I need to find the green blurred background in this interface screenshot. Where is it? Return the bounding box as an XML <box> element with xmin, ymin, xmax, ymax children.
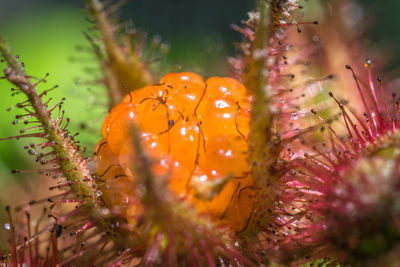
<box><xmin>0</xmin><ymin>0</ymin><xmax>399</xmax><ymax>187</ymax></box>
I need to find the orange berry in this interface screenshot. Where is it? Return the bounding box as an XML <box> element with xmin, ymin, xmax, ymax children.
<box><xmin>95</xmin><ymin>72</ymin><xmax>254</xmax><ymax>231</ymax></box>
<box><xmin>99</xmin><ymin>167</ymin><xmax>136</xmax><ymax>217</ymax></box>
<box><xmin>217</xmin><ymin>175</ymin><xmax>257</xmax><ymax>232</ymax></box>
<box><xmin>206</xmin><ymin>77</ymin><xmax>244</xmax><ymax>98</ymax></box>
<box><xmin>160</xmin><ymin>72</ymin><xmax>205</xmax><ymax>87</ymax></box>
<box><xmin>152</xmin><ymin>158</ymin><xmax>191</xmax><ymax>197</ymax></box>
<box><xmin>199</xmin><ymin>134</ymin><xmax>249</xmax><ymax>177</ymax></box>
<box><xmin>101</xmin><ymin>102</ymin><xmax>137</xmax><ymax>139</ymax></box>
<box><xmin>126</xmin><ymin>198</ymin><xmax>144</xmax><ymax>227</ymax></box>
<box><xmin>107</xmin><ymin>103</ymin><xmax>139</xmax><ymax>153</ymax></box>
<box><xmin>206</xmin><ymin>77</ymin><xmax>251</xmax><ymax>111</ymax></box>
<box><xmin>167</xmin><ymin>82</ymin><xmax>205</xmax><ymax>115</ymax></box>
<box><xmin>93</xmin><ymin>139</ymin><xmax>118</xmax><ymax>175</ymax></box>
<box><xmin>136</xmin><ymin>94</ymin><xmax>182</xmax><ymax>135</ymax></box>
<box><xmin>101</xmin><ymin>113</ymin><xmax>111</xmax><ymax>138</ymax></box>
<box><xmin>199</xmin><ymin>96</ymin><xmax>249</xmax><ymax>138</ymax></box>
<box><xmin>190</xmin><ymin>167</ymin><xmax>254</xmax><ymax>231</ymax></box>
<box><xmin>94</xmin><ymin>139</ymin><xmax>136</xmax><ymax>217</ymax></box>
<box><xmin>158</xmin><ymin>118</ymin><xmax>201</xmax><ymax>171</ymax></box>
<box><xmin>118</xmin><ymin>132</ymin><xmax>165</xmax><ymax>175</ymax></box>
<box><xmin>122</xmin><ymin>85</ymin><xmax>165</xmax><ymax>104</ymax></box>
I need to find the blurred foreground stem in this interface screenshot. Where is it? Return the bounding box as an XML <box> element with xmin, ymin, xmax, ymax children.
<box><xmin>85</xmin><ymin>0</ymin><xmax>154</xmax><ymax>108</ymax></box>
<box><xmin>244</xmin><ymin>0</ymin><xmax>285</xmax><ymax>237</ymax></box>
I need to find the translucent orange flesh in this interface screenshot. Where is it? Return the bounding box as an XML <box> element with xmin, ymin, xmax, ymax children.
<box><xmin>94</xmin><ymin>72</ymin><xmax>256</xmax><ymax>231</ymax></box>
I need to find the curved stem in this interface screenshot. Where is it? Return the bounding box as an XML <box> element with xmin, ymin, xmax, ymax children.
<box><xmin>0</xmin><ymin>36</ymin><xmax>127</xmax><ymax>248</ymax></box>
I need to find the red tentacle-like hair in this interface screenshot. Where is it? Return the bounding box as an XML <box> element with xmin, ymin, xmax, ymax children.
<box><xmin>272</xmin><ymin>61</ymin><xmax>400</xmax><ymax>265</ymax></box>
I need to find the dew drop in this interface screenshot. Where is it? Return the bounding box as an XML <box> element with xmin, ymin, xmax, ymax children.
<box><xmin>290</xmin><ymin>112</ymin><xmax>298</xmax><ymax>120</ymax></box>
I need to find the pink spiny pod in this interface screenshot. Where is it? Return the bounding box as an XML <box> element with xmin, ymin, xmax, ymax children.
<box><xmin>274</xmin><ymin>60</ymin><xmax>400</xmax><ymax>265</ymax></box>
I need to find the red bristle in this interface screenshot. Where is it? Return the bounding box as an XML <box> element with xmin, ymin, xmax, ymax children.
<box><xmin>343</xmin><ymin>102</ymin><xmax>374</xmax><ymax>142</ymax></box>
<box><xmin>43</xmin><ymin>246</ymin><xmax>50</xmax><ymax>266</ymax></box>
<box><xmin>392</xmin><ymin>93</ymin><xmax>397</xmax><ymax>125</ymax></box>
<box><xmin>57</xmin><ymin>110</ymin><xmax>65</xmax><ymax>126</ymax></box>
<box><xmin>49</xmin><ymin>199</ymin><xmax>84</xmax><ymax>206</ymax></box>
<box><xmin>88</xmin><ymin>239</ymin><xmax>109</xmax><ymax>266</ymax></box>
<box><xmin>311</xmin><ymin>109</ymin><xmax>353</xmax><ymax>155</ymax></box>
<box><xmin>143</xmin><ymin>232</ymin><xmax>163</xmax><ymax>265</ymax></box>
<box><xmin>0</xmin><ymin>133</ymin><xmax>44</xmax><ymax>141</ymax></box>
<box><xmin>51</xmin><ymin>226</ymin><xmax>58</xmax><ymax>266</ymax></box>
<box><xmin>39</xmin><ymin>85</ymin><xmax>59</xmax><ymax>98</ymax></box>
<box><xmin>19</xmin><ymin>224</ymin><xmax>56</xmax><ymax>252</ymax></box>
<box><xmin>329</xmin><ymin>92</ymin><xmax>366</xmax><ymax>147</ymax></box>
<box><xmin>62</xmin><ymin>118</ymin><xmax>70</xmax><ymax>130</ymax></box>
<box><xmin>108</xmin><ymin>248</ymin><xmax>131</xmax><ymax>267</ymax></box>
<box><xmin>13</xmin><ymin>114</ymin><xmax>34</xmax><ymax>123</ymax></box>
<box><xmin>276</xmin><ymin>20</ymin><xmax>319</xmax><ymax>27</ymax></box>
<box><xmin>57</xmin><ymin>238</ymin><xmax>106</xmax><ymax>267</ymax></box>
<box><xmin>303</xmin><ymin>153</ymin><xmax>334</xmax><ymax>173</ymax></box>
<box><xmin>25</xmin><ymin>212</ymin><xmax>33</xmax><ymax>266</ymax></box>
<box><xmin>32</xmin><ymin>73</ymin><xmax>49</xmax><ymax>87</ymax></box>
<box><xmin>21</xmin><ymin>124</ymin><xmax>44</xmax><ymax>132</ymax></box>
<box><xmin>48</xmin><ymin>98</ymin><xmax>66</xmax><ymax>113</ymax></box>
<box><xmin>23</xmin><ymin>120</ymin><xmax>41</xmax><ymax>125</ymax></box>
<box><xmin>34</xmin><ymin>208</ymin><xmax>47</xmax><ymax>263</ymax></box>
<box><xmin>346</xmin><ymin>64</ymin><xmax>378</xmax><ymax>137</ymax></box>
<box><xmin>71</xmin><ymin>221</ymin><xmax>94</xmax><ymax>236</ymax></box>
<box><xmin>310</xmin><ymin>145</ymin><xmax>338</xmax><ymax>171</ymax></box>
<box><xmin>69</xmin><ymin>132</ymin><xmax>79</xmax><ymax>139</ymax></box>
<box><xmin>43</xmin><ymin>97</ymin><xmax>53</xmax><ymax>107</ymax></box>
<box><xmin>365</xmin><ymin>60</ymin><xmax>380</xmax><ymax>110</ymax></box>
<box><xmin>18</xmin><ymin>206</ymin><xmax>82</xmax><ymax>252</ymax></box>
<box><xmin>6</xmin><ymin>206</ymin><xmax>18</xmax><ymax>266</ymax></box>
<box><xmin>49</xmin><ymin>181</ymin><xmax>75</xmax><ymax>191</ymax></box>
<box><xmin>376</xmin><ymin>78</ymin><xmax>392</xmax><ymax>131</ymax></box>
<box><xmin>11</xmin><ymin>168</ymin><xmax>62</xmax><ymax>175</ymax></box>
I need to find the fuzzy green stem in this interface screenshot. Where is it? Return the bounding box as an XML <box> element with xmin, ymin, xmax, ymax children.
<box><xmin>0</xmin><ymin>36</ymin><xmax>126</xmax><ymax>248</ymax></box>
<box><xmin>246</xmin><ymin>0</ymin><xmax>284</xmax><ymax>187</ymax></box>
<box><xmin>0</xmin><ymin>37</ymin><xmax>24</xmax><ymax>76</ymax></box>
<box><xmin>243</xmin><ymin>0</ymin><xmax>285</xmax><ymax>238</ymax></box>
<box><xmin>246</xmin><ymin>0</ymin><xmax>276</xmax><ymax>181</ymax></box>
<box><xmin>85</xmin><ymin>0</ymin><xmax>123</xmax><ymax>62</ymax></box>
<box><xmin>84</xmin><ymin>0</ymin><xmax>154</xmax><ymax>107</ymax></box>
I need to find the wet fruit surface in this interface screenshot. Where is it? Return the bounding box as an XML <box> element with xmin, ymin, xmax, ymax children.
<box><xmin>94</xmin><ymin>72</ymin><xmax>256</xmax><ymax>231</ymax></box>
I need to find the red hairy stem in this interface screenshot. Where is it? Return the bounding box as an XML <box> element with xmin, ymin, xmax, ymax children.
<box><xmin>0</xmin><ymin>36</ymin><xmax>129</xmax><ymax>256</ymax></box>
